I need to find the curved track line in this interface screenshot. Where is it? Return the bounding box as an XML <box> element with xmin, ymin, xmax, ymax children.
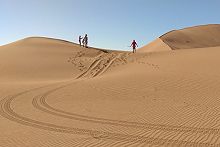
<box><xmin>0</xmin><ymin>95</ymin><xmax>214</xmax><ymax>146</ymax></box>
<box><xmin>31</xmin><ymin>82</ymin><xmax>220</xmax><ymax>136</ymax></box>
<box><xmin>0</xmin><ymin>84</ymin><xmax>216</xmax><ymax>146</ymax></box>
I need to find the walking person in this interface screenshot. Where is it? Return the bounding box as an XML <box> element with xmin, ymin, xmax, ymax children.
<box><xmin>130</xmin><ymin>40</ymin><xmax>138</xmax><ymax>53</ymax></box>
<box><xmin>79</xmin><ymin>35</ymin><xmax>83</xmax><ymax>47</ymax></box>
<box><xmin>82</xmin><ymin>34</ymin><xmax>88</xmax><ymax>48</ymax></box>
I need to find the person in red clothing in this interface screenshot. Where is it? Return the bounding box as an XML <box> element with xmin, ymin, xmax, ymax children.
<box><xmin>130</xmin><ymin>40</ymin><xmax>138</xmax><ymax>53</ymax></box>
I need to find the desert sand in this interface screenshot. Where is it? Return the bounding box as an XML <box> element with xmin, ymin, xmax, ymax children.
<box><xmin>1</xmin><ymin>24</ymin><xmax>220</xmax><ymax>146</ymax></box>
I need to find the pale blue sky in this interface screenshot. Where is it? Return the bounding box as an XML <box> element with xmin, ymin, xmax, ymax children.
<box><xmin>1</xmin><ymin>0</ymin><xmax>220</xmax><ymax>50</ymax></box>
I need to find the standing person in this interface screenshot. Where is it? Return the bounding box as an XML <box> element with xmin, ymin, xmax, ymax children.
<box><xmin>83</xmin><ymin>34</ymin><xmax>88</xmax><ymax>48</ymax></box>
<box><xmin>79</xmin><ymin>35</ymin><xmax>83</xmax><ymax>47</ymax></box>
<box><xmin>130</xmin><ymin>40</ymin><xmax>138</xmax><ymax>53</ymax></box>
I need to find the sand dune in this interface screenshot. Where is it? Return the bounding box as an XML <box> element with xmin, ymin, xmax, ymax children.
<box><xmin>1</xmin><ymin>25</ymin><xmax>220</xmax><ymax>146</ymax></box>
<box><xmin>138</xmin><ymin>24</ymin><xmax>220</xmax><ymax>52</ymax></box>
<box><xmin>137</xmin><ymin>38</ymin><xmax>171</xmax><ymax>53</ymax></box>
<box><xmin>160</xmin><ymin>24</ymin><xmax>220</xmax><ymax>49</ymax></box>
<box><xmin>0</xmin><ymin>37</ymin><xmax>112</xmax><ymax>83</ymax></box>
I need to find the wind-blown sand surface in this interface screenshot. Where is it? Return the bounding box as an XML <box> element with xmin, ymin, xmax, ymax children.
<box><xmin>1</xmin><ymin>24</ymin><xmax>220</xmax><ymax>146</ymax></box>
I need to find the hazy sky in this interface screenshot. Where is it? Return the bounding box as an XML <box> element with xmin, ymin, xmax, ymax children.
<box><xmin>1</xmin><ymin>0</ymin><xmax>220</xmax><ymax>50</ymax></box>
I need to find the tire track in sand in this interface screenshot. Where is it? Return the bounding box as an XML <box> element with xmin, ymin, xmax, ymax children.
<box><xmin>76</xmin><ymin>52</ymin><xmax>121</xmax><ymax>79</ymax></box>
<box><xmin>0</xmin><ymin>91</ymin><xmax>214</xmax><ymax>146</ymax></box>
<box><xmin>33</xmin><ymin>84</ymin><xmax>220</xmax><ymax>136</ymax></box>
<box><xmin>92</xmin><ymin>53</ymin><xmax>121</xmax><ymax>77</ymax></box>
<box><xmin>75</xmin><ymin>52</ymin><xmax>104</xmax><ymax>79</ymax></box>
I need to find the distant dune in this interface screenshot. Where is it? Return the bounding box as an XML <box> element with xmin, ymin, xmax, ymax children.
<box><xmin>1</xmin><ymin>25</ymin><xmax>220</xmax><ymax>146</ymax></box>
<box><xmin>138</xmin><ymin>24</ymin><xmax>220</xmax><ymax>52</ymax></box>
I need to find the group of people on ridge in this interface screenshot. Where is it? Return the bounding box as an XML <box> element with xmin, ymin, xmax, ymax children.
<box><xmin>78</xmin><ymin>34</ymin><xmax>138</xmax><ymax>53</ymax></box>
<box><xmin>79</xmin><ymin>34</ymin><xmax>88</xmax><ymax>48</ymax></box>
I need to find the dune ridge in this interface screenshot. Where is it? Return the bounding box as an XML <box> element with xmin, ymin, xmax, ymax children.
<box><xmin>138</xmin><ymin>24</ymin><xmax>220</xmax><ymax>53</ymax></box>
<box><xmin>160</xmin><ymin>24</ymin><xmax>220</xmax><ymax>49</ymax></box>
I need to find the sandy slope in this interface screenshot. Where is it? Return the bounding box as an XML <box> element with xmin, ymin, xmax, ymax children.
<box><xmin>1</xmin><ymin>25</ymin><xmax>220</xmax><ymax>147</ymax></box>
<box><xmin>0</xmin><ymin>37</ymin><xmax>108</xmax><ymax>83</ymax></box>
<box><xmin>160</xmin><ymin>24</ymin><xmax>220</xmax><ymax>49</ymax></box>
<box><xmin>138</xmin><ymin>24</ymin><xmax>220</xmax><ymax>53</ymax></box>
<box><xmin>137</xmin><ymin>38</ymin><xmax>171</xmax><ymax>53</ymax></box>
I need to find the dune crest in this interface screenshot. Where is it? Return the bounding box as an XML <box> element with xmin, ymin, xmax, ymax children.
<box><xmin>138</xmin><ymin>24</ymin><xmax>220</xmax><ymax>52</ymax></box>
<box><xmin>160</xmin><ymin>24</ymin><xmax>220</xmax><ymax>49</ymax></box>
